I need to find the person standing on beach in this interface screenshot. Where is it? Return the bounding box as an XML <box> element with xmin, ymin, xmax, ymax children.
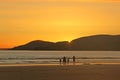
<box><xmin>63</xmin><ymin>56</ymin><xmax>66</xmax><ymax>64</ymax></box>
<box><xmin>73</xmin><ymin>56</ymin><xmax>76</xmax><ymax>63</ymax></box>
<box><xmin>67</xmin><ymin>58</ymin><xmax>70</xmax><ymax>64</ymax></box>
<box><xmin>59</xmin><ymin>58</ymin><xmax>62</xmax><ymax>64</ymax></box>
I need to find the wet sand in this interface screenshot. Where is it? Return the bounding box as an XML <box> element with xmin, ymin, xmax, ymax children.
<box><xmin>0</xmin><ymin>64</ymin><xmax>120</xmax><ymax>80</ymax></box>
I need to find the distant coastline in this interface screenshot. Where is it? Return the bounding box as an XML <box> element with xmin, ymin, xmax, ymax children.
<box><xmin>7</xmin><ymin>34</ymin><xmax>120</xmax><ymax>51</ymax></box>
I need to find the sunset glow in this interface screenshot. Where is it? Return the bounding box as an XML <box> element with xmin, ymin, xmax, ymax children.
<box><xmin>0</xmin><ymin>0</ymin><xmax>120</xmax><ymax>48</ymax></box>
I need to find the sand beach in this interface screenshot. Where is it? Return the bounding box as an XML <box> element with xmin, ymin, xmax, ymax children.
<box><xmin>0</xmin><ymin>64</ymin><xmax>120</xmax><ymax>80</ymax></box>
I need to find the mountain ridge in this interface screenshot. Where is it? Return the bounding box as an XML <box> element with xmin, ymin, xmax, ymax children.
<box><xmin>11</xmin><ymin>34</ymin><xmax>120</xmax><ymax>51</ymax></box>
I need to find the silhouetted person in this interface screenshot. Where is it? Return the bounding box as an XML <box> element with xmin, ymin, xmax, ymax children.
<box><xmin>63</xmin><ymin>56</ymin><xmax>66</xmax><ymax>64</ymax></box>
<box><xmin>73</xmin><ymin>56</ymin><xmax>76</xmax><ymax>63</ymax></box>
<box><xmin>67</xmin><ymin>58</ymin><xmax>70</xmax><ymax>64</ymax></box>
<box><xmin>59</xmin><ymin>58</ymin><xmax>62</xmax><ymax>64</ymax></box>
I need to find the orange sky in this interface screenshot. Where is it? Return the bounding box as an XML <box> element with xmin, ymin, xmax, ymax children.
<box><xmin>0</xmin><ymin>0</ymin><xmax>120</xmax><ymax>48</ymax></box>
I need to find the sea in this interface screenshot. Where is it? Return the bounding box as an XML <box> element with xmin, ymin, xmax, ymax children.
<box><xmin>0</xmin><ymin>50</ymin><xmax>120</xmax><ymax>64</ymax></box>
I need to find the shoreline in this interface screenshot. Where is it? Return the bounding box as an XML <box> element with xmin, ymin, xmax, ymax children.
<box><xmin>0</xmin><ymin>62</ymin><xmax>120</xmax><ymax>67</ymax></box>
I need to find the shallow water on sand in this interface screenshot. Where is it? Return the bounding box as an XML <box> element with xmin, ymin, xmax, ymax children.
<box><xmin>0</xmin><ymin>50</ymin><xmax>120</xmax><ymax>64</ymax></box>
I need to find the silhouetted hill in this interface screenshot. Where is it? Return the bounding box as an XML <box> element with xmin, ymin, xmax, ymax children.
<box><xmin>71</xmin><ymin>35</ymin><xmax>120</xmax><ymax>50</ymax></box>
<box><xmin>12</xmin><ymin>40</ymin><xmax>55</xmax><ymax>50</ymax></box>
<box><xmin>12</xmin><ymin>40</ymin><xmax>70</xmax><ymax>50</ymax></box>
<box><xmin>0</xmin><ymin>48</ymin><xmax>9</xmax><ymax>50</ymax></box>
<box><xmin>55</xmin><ymin>41</ymin><xmax>70</xmax><ymax>50</ymax></box>
<box><xmin>11</xmin><ymin>34</ymin><xmax>120</xmax><ymax>51</ymax></box>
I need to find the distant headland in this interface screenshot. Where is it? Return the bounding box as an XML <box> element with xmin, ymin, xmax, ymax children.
<box><xmin>10</xmin><ymin>34</ymin><xmax>120</xmax><ymax>51</ymax></box>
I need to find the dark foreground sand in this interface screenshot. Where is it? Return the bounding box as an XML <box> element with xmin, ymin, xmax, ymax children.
<box><xmin>0</xmin><ymin>64</ymin><xmax>120</xmax><ymax>80</ymax></box>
